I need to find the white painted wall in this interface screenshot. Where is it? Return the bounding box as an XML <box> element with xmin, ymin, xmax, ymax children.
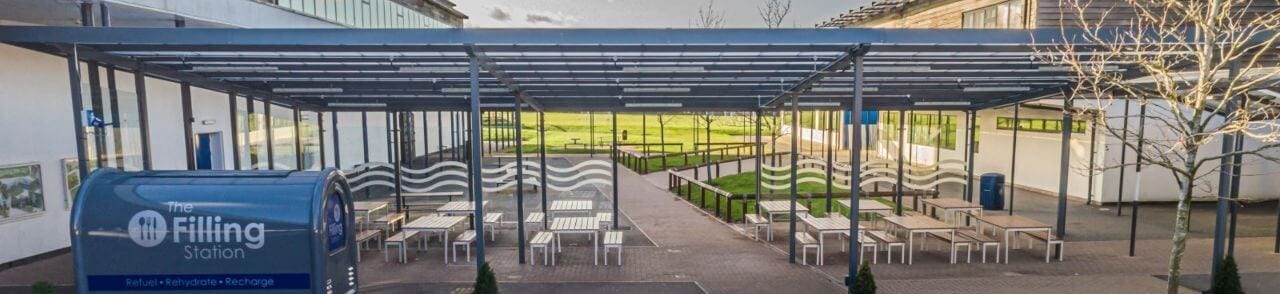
<box><xmin>1094</xmin><ymin>100</ymin><xmax>1280</xmax><ymax>203</ymax></box>
<box><xmin>0</xmin><ymin>44</ymin><xmax>76</xmax><ymax>265</ymax></box>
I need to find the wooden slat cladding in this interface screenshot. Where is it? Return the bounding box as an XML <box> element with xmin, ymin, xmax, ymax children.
<box><xmin>834</xmin><ymin>0</ymin><xmax>1029</xmax><ymax>28</ymax></box>
<box><xmin>1039</xmin><ymin>0</ymin><xmax>1280</xmax><ymax>28</ymax></box>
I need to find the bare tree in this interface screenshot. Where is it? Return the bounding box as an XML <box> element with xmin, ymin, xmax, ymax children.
<box><xmin>693</xmin><ymin>0</ymin><xmax>726</xmax><ymax>28</ymax></box>
<box><xmin>758</xmin><ymin>0</ymin><xmax>792</xmax><ymax>28</ymax></box>
<box><xmin>655</xmin><ymin>113</ymin><xmax>681</xmax><ymax>153</ymax></box>
<box><xmin>1044</xmin><ymin>1</ymin><xmax>1280</xmax><ymax>292</ymax></box>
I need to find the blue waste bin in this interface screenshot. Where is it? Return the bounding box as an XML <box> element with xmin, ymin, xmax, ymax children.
<box><xmin>980</xmin><ymin>173</ymin><xmax>1005</xmax><ymax>210</ymax></box>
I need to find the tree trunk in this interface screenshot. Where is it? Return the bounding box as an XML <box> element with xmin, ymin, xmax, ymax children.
<box><xmin>1165</xmin><ymin>148</ymin><xmax>1199</xmax><ymax>294</ymax></box>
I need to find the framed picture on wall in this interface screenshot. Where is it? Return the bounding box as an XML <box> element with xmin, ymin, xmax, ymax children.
<box><xmin>61</xmin><ymin>158</ymin><xmax>96</xmax><ymax>210</ymax></box>
<box><xmin>0</xmin><ymin>162</ymin><xmax>45</xmax><ymax>223</ymax></box>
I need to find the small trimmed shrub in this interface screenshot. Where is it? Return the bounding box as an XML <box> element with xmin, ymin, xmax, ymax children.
<box><xmin>474</xmin><ymin>262</ymin><xmax>499</xmax><ymax>294</ymax></box>
<box><xmin>851</xmin><ymin>261</ymin><xmax>876</xmax><ymax>294</ymax></box>
<box><xmin>1210</xmin><ymin>255</ymin><xmax>1243</xmax><ymax>294</ymax></box>
<box><xmin>31</xmin><ymin>281</ymin><xmax>54</xmax><ymax>294</ymax></box>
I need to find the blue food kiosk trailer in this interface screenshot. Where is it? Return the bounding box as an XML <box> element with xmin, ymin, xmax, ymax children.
<box><xmin>70</xmin><ymin>169</ymin><xmax>357</xmax><ymax>293</ymax></box>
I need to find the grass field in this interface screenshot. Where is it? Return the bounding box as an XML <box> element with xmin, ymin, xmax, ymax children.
<box><xmin>672</xmin><ymin>170</ymin><xmax>906</xmax><ymax>221</ymax></box>
<box><xmin>482</xmin><ymin>112</ymin><xmax>777</xmax><ymax>154</ymax></box>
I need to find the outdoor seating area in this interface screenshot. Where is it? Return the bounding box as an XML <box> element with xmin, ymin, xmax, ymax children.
<box><xmin>749</xmin><ymin>196</ymin><xmax>1063</xmax><ymax>267</ymax></box>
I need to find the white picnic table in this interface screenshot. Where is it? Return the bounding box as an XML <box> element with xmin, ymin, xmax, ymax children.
<box><xmin>353</xmin><ymin>200</ymin><xmax>388</xmax><ymax>223</ymax></box>
<box><xmin>402</xmin><ymin>215</ymin><xmax>468</xmax><ymax>264</ymax></box>
<box><xmin>970</xmin><ymin>214</ymin><xmax>1053</xmax><ymax>263</ymax></box>
<box><xmin>920</xmin><ymin>198</ymin><xmax>984</xmax><ymax>224</ymax></box>
<box><xmin>548</xmin><ymin>200</ymin><xmax>594</xmax><ymax>218</ymax></box>
<box><xmin>437</xmin><ymin>200</ymin><xmax>489</xmax><ymax>216</ymax></box>
<box><xmin>758</xmin><ymin>200</ymin><xmax>809</xmax><ymax>223</ymax></box>
<box><xmin>799</xmin><ymin>215</ymin><xmax>865</xmax><ymax>251</ymax></box>
<box><xmin>880</xmin><ymin>215</ymin><xmax>956</xmax><ymax>265</ymax></box>
<box><xmin>548</xmin><ymin>216</ymin><xmax>601</xmax><ymax>265</ymax></box>
<box><xmin>835</xmin><ymin>199</ymin><xmax>893</xmax><ymax>214</ymax></box>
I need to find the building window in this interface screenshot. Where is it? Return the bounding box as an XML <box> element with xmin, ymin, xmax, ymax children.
<box><xmin>996</xmin><ymin>117</ymin><xmax>1086</xmax><ymax>134</ymax></box>
<box><xmin>881</xmin><ymin>112</ymin><xmax>958</xmax><ymax>150</ymax></box>
<box><xmin>962</xmin><ymin>0</ymin><xmax>1026</xmax><ymax>29</ymax></box>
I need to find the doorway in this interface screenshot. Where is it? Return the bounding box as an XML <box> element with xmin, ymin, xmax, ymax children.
<box><xmin>196</xmin><ymin>132</ymin><xmax>224</xmax><ymax>170</ymax></box>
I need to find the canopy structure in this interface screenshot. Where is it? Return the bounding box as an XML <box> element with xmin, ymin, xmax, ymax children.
<box><xmin>0</xmin><ymin>25</ymin><xmax>1128</xmax><ymax>288</ymax></box>
<box><xmin>0</xmin><ymin>26</ymin><xmax>1110</xmax><ymax>112</ymax></box>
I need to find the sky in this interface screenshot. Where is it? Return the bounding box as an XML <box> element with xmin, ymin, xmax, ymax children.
<box><xmin>453</xmin><ymin>0</ymin><xmax>871</xmax><ymax>28</ymax></box>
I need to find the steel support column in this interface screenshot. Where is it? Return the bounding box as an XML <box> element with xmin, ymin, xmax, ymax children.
<box><xmin>105</xmin><ymin>66</ymin><xmax>123</xmax><ymax>168</ymax></box>
<box><xmin>788</xmin><ymin>97</ymin><xmax>800</xmax><ymax>264</ymax></box>
<box><xmin>437</xmin><ymin>111</ymin><xmax>444</xmax><ymax>162</ymax></box>
<box><xmin>468</xmin><ymin>57</ymin><xmax>487</xmax><ymax>266</ymax></box>
<box><xmin>539</xmin><ymin>111</ymin><xmax>549</xmax><ymax>227</ymax></box>
<box><xmin>1054</xmin><ymin>97</ymin><xmax>1073</xmax><ymax>258</ymax></box>
<box><xmin>515</xmin><ymin>100</ymin><xmax>527</xmax><ymax>264</ymax></box>
<box><xmin>332</xmin><ymin>112</ymin><xmax>342</xmax><ymax>169</ymax></box>
<box><xmin>1086</xmin><ymin>114</ymin><xmax>1097</xmax><ymax>205</ymax></box>
<box><xmin>1212</xmin><ymin>131</ymin><xmax>1235</xmax><ymax>282</ymax></box>
<box><xmin>180</xmin><ymin>83</ymin><xmax>195</xmax><ymax>170</ymax></box>
<box><xmin>755</xmin><ymin>109</ymin><xmax>763</xmax><ymax>214</ymax></box>
<box><xmin>825</xmin><ymin>110</ymin><xmax>834</xmax><ymax>214</ymax></box>
<box><xmin>963</xmin><ymin>110</ymin><xmax>975</xmax><ymax>202</ymax></box>
<box><xmin>88</xmin><ymin>62</ymin><xmax>105</xmax><ymax>168</ymax></box>
<box><xmin>1116</xmin><ymin>101</ymin><xmax>1131</xmax><ymax>215</ymax></box>
<box><xmin>612</xmin><ymin>111</ymin><xmax>620</xmax><ymax>229</ymax></box>
<box><xmin>1008</xmin><ymin>104</ymin><xmax>1019</xmax><ymax>215</ymax></box>
<box><xmin>361</xmin><ymin>111</ymin><xmax>370</xmax><ymax>164</ymax></box>
<box><xmin>846</xmin><ymin>53</ymin><xmax>865</xmax><ymax>287</ymax></box>
<box><xmin>265</xmin><ymin>98</ymin><xmax>275</xmax><ymax>170</ymax></box>
<box><xmin>319</xmin><ymin>111</ymin><xmax>326</xmax><ymax>168</ymax></box>
<box><xmin>1228</xmin><ymin>104</ymin><xmax>1245</xmax><ymax>255</ymax></box>
<box><xmin>63</xmin><ymin>45</ymin><xmax>90</xmax><ymax>181</ymax></box>
<box><xmin>895</xmin><ymin>110</ymin><xmax>905</xmax><ymax>216</ymax></box>
<box><xmin>421</xmin><ymin>111</ymin><xmax>429</xmax><ymax>167</ymax></box>
<box><xmin>229</xmin><ymin>93</ymin><xmax>241</xmax><ymax>170</ymax></box>
<box><xmin>293</xmin><ymin>108</ymin><xmax>303</xmax><ymax>170</ymax></box>
<box><xmin>393</xmin><ymin>112</ymin><xmax>404</xmax><ymax>214</ymax></box>
<box><xmin>133</xmin><ymin>62</ymin><xmax>152</xmax><ymax>170</ymax></box>
<box><xmin>1127</xmin><ymin>103</ymin><xmax>1147</xmax><ymax>257</ymax></box>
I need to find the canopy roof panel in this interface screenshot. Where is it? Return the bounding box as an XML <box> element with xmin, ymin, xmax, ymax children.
<box><xmin>0</xmin><ymin>26</ymin><xmax>1116</xmax><ymax>112</ymax></box>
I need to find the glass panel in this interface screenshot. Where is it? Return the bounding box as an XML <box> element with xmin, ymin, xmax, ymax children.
<box><xmin>271</xmin><ymin>105</ymin><xmax>298</xmax><ymax>170</ymax></box>
<box><xmin>300</xmin><ymin>112</ymin><xmax>321</xmax><ymax>170</ymax></box>
<box><xmin>233</xmin><ymin>97</ymin><xmax>246</xmax><ymax>169</ymax></box>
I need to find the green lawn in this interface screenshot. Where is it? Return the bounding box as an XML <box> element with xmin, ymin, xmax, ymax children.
<box><xmin>672</xmin><ymin>170</ymin><xmax>907</xmax><ymax>221</ymax></box>
<box><xmin>484</xmin><ymin>112</ymin><xmax>773</xmax><ymax>154</ymax></box>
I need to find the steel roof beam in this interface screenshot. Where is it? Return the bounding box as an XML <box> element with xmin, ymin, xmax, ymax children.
<box><xmin>763</xmin><ymin>45</ymin><xmax>869</xmax><ymax>108</ymax></box>
<box><xmin>465</xmin><ymin>45</ymin><xmax>544</xmax><ymax>112</ymax></box>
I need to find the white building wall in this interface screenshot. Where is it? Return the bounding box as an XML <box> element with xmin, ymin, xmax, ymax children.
<box><xmin>0</xmin><ymin>44</ymin><xmax>76</xmax><ymax>265</ymax></box>
<box><xmin>1095</xmin><ymin>100</ymin><xmax>1280</xmax><ymax>203</ymax></box>
<box><xmin>189</xmin><ymin>86</ymin><xmax>235</xmax><ymax>169</ymax></box>
<box><xmin>971</xmin><ymin>107</ymin><xmax>1100</xmax><ymax>201</ymax></box>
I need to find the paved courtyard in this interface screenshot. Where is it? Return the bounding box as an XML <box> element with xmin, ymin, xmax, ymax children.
<box><xmin>0</xmin><ymin>153</ymin><xmax>1278</xmax><ymax>293</ymax></box>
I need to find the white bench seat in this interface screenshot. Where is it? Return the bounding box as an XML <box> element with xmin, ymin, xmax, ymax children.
<box><xmin>796</xmin><ymin>232</ymin><xmax>822</xmax><ymax>265</ymax></box>
<box><xmin>384</xmin><ymin>231</ymin><xmax>421</xmax><ymax>263</ymax></box>
<box><xmin>482</xmin><ymin>213</ymin><xmax>503</xmax><ymax>241</ymax></box>
<box><xmin>927</xmin><ymin>231</ymin><xmax>974</xmax><ymax>264</ymax></box>
<box><xmin>596</xmin><ymin>212</ymin><xmax>614</xmax><ymax>230</ymax></box>
<box><xmin>452</xmin><ymin>230</ymin><xmax>477</xmax><ymax>263</ymax></box>
<box><xmin>530</xmin><ymin>231</ymin><xmax>555</xmax><ymax>265</ymax></box>
<box><xmin>957</xmin><ymin>229</ymin><xmax>1000</xmax><ymax>263</ymax></box>
<box><xmin>865</xmin><ymin>230</ymin><xmax>906</xmax><ymax>264</ymax></box>
<box><xmin>602</xmin><ymin>231</ymin><xmax>624</xmax><ymax>265</ymax></box>
<box><xmin>1019</xmin><ymin>231</ymin><xmax>1064</xmax><ymax>262</ymax></box>
<box><xmin>525</xmin><ymin>212</ymin><xmax>546</xmax><ymax>231</ymax></box>
<box><xmin>745</xmin><ymin>214</ymin><xmax>771</xmax><ymax>241</ymax></box>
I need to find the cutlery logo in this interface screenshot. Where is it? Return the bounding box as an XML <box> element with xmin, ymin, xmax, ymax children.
<box><xmin>127</xmin><ymin>210</ymin><xmax>168</xmax><ymax>247</ymax></box>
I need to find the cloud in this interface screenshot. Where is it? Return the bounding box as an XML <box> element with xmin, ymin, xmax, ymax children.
<box><xmin>526</xmin><ymin>13</ymin><xmax>563</xmax><ymax>25</ymax></box>
<box><xmin>489</xmin><ymin>7</ymin><xmax>511</xmax><ymax>21</ymax></box>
